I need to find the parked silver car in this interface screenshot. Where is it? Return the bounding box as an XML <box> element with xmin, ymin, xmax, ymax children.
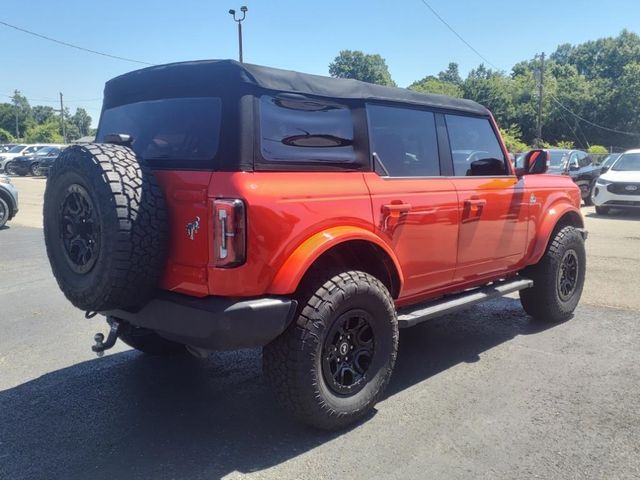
<box><xmin>0</xmin><ymin>174</ymin><xmax>19</xmax><ymax>228</ymax></box>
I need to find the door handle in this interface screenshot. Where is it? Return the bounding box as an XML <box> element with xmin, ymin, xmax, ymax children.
<box><xmin>464</xmin><ymin>199</ymin><xmax>487</xmax><ymax>208</ymax></box>
<box><xmin>382</xmin><ymin>203</ymin><xmax>412</xmax><ymax>215</ymax></box>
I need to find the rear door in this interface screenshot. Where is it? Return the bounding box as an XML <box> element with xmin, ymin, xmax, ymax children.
<box><xmin>364</xmin><ymin>104</ymin><xmax>459</xmax><ymax>302</ymax></box>
<box><xmin>443</xmin><ymin>113</ymin><xmax>529</xmax><ymax>283</ymax></box>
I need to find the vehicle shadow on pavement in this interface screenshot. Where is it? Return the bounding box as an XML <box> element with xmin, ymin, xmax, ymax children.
<box><xmin>585</xmin><ymin>210</ymin><xmax>640</xmax><ymax>221</ymax></box>
<box><xmin>0</xmin><ymin>298</ymin><xmax>560</xmax><ymax>480</ymax></box>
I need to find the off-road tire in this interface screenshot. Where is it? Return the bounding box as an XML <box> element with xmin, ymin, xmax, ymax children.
<box><xmin>116</xmin><ymin>320</ymin><xmax>185</xmax><ymax>356</ymax></box>
<box><xmin>0</xmin><ymin>196</ymin><xmax>8</xmax><ymax>228</ymax></box>
<box><xmin>263</xmin><ymin>270</ymin><xmax>398</xmax><ymax>430</ymax></box>
<box><xmin>43</xmin><ymin>144</ymin><xmax>168</xmax><ymax>312</ymax></box>
<box><xmin>595</xmin><ymin>205</ymin><xmax>609</xmax><ymax>215</ymax></box>
<box><xmin>519</xmin><ymin>226</ymin><xmax>586</xmax><ymax>323</ymax></box>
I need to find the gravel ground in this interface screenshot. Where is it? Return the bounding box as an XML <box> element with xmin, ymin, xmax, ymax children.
<box><xmin>1</xmin><ymin>177</ymin><xmax>639</xmax><ymax>479</ymax></box>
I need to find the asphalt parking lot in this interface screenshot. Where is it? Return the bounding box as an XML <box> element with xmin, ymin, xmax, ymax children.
<box><xmin>1</xmin><ymin>177</ymin><xmax>639</xmax><ymax>479</ymax></box>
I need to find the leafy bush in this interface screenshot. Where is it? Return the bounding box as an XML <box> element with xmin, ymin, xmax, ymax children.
<box><xmin>500</xmin><ymin>125</ymin><xmax>528</xmax><ymax>152</ymax></box>
<box><xmin>0</xmin><ymin>127</ymin><xmax>15</xmax><ymax>142</ymax></box>
<box><xmin>24</xmin><ymin>121</ymin><xmax>63</xmax><ymax>143</ymax></box>
<box><xmin>587</xmin><ymin>145</ymin><xmax>608</xmax><ymax>154</ymax></box>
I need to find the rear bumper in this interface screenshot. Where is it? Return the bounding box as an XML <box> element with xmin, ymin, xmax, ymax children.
<box><xmin>105</xmin><ymin>291</ymin><xmax>298</xmax><ymax>351</ymax></box>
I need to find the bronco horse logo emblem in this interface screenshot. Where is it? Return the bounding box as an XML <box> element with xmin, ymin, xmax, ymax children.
<box><xmin>186</xmin><ymin>216</ymin><xmax>201</xmax><ymax>240</ymax></box>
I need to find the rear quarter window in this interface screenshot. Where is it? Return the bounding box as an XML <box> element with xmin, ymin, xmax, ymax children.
<box><xmin>96</xmin><ymin>97</ymin><xmax>221</xmax><ymax>169</ymax></box>
<box><xmin>258</xmin><ymin>95</ymin><xmax>358</xmax><ymax>168</ymax></box>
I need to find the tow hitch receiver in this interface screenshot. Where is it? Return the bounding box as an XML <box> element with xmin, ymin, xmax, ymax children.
<box><xmin>92</xmin><ymin>319</ymin><xmax>121</xmax><ymax>357</ymax></box>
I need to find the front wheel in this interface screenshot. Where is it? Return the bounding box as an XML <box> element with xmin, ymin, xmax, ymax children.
<box><xmin>0</xmin><ymin>197</ymin><xmax>9</xmax><ymax>228</ymax></box>
<box><xmin>31</xmin><ymin>162</ymin><xmax>41</xmax><ymax>176</ymax></box>
<box><xmin>519</xmin><ymin>226</ymin><xmax>586</xmax><ymax>323</ymax></box>
<box><xmin>4</xmin><ymin>162</ymin><xmax>16</xmax><ymax>176</ymax></box>
<box><xmin>583</xmin><ymin>182</ymin><xmax>594</xmax><ymax>206</ymax></box>
<box><xmin>263</xmin><ymin>271</ymin><xmax>398</xmax><ymax>430</ymax></box>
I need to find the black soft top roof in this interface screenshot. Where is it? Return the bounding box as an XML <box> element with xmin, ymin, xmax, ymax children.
<box><xmin>103</xmin><ymin>59</ymin><xmax>489</xmax><ymax>116</ymax></box>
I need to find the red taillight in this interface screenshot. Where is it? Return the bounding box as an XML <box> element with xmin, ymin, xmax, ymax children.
<box><xmin>213</xmin><ymin>199</ymin><xmax>246</xmax><ymax>268</ymax></box>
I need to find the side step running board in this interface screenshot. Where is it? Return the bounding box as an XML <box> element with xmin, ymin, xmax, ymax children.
<box><xmin>397</xmin><ymin>278</ymin><xmax>533</xmax><ymax>328</ymax></box>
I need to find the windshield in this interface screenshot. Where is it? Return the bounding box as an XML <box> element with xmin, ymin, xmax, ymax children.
<box><xmin>602</xmin><ymin>153</ymin><xmax>621</xmax><ymax>167</ymax></box>
<box><xmin>611</xmin><ymin>153</ymin><xmax>640</xmax><ymax>172</ymax></box>
<box><xmin>7</xmin><ymin>144</ymin><xmax>27</xmax><ymax>153</ymax></box>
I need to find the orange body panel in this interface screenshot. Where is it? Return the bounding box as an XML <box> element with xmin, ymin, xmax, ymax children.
<box><xmin>153</xmin><ymin>165</ymin><xmax>582</xmax><ymax>308</ymax></box>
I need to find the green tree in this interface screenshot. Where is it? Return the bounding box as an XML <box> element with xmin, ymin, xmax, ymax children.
<box><xmin>0</xmin><ymin>127</ymin><xmax>15</xmax><ymax>142</ymax></box>
<box><xmin>24</xmin><ymin>120</ymin><xmax>64</xmax><ymax>143</ymax></box>
<box><xmin>329</xmin><ymin>50</ymin><xmax>396</xmax><ymax>86</ymax></box>
<box><xmin>587</xmin><ymin>145</ymin><xmax>608</xmax><ymax>154</ymax></box>
<box><xmin>500</xmin><ymin>125</ymin><xmax>528</xmax><ymax>152</ymax></box>
<box><xmin>408</xmin><ymin>76</ymin><xmax>463</xmax><ymax>97</ymax></box>
<box><xmin>71</xmin><ymin>108</ymin><xmax>92</xmax><ymax>136</ymax></box>
<box><xmin>32</xmin><ymin>105</ymin><xmax>56</xmax><ymax>124</ymax></box>
<box><xmin>438</xmin><ymin>62</ymin><xmax>462</xmax><ymax>86</ymax></box>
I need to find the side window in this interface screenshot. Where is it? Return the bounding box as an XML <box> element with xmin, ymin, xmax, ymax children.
<box><xmin>259</xmin><ymin>95</ymin><xmax>356</xmax><ymax>165</ymax></box>
<box><xmin>577</xmin><ymin>151</ymin><xmax>591</xmax><ymax>167</ymax></box>
<box><xmin>367</xmin><ymin>104</ymin><xmax>440</xmax><ymax>177</ymax></box>
<box><xmin>445</xmin><ymin>114</ymin><xmax>507</xmax><ymax>176</ymax></box>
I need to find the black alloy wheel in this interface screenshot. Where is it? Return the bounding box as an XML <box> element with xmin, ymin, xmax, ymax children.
<box><xmin>59</xmin><ymin>183</ymin><xmax>100</xmax><ymax>274</ymax></box>
<box><xmin>322</xmin><ymin>309</ymin><xmax>375</xmax><ymax>396</ymax></box>
<box><xmin>557</xmin><ymin>249</ymin><xmax>579</xmax><ymax>301</ymax></box>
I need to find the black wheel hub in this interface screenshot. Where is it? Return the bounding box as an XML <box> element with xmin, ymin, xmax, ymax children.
<box><xmin>557</xmin><ymin>249</ymin><xmax>579</xmax><ymax>301</ymax></box>
<box><xmin>59</xmin><ymin>184</ymin><xmax>100</xmax><ymax>274</ymax></box>
<box><xmin>322</xmin><ymin>309</ymin><xmax>375</xmax><ymax>396</ymax></box>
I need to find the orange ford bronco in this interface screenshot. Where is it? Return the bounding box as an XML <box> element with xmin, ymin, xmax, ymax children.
<box><xmin>44</xmin><ymin>60</ymin><xmax>587</xmax><ymax>429</ymax></box>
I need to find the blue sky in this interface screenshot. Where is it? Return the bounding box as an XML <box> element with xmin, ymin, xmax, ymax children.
<box><xmin>1</xmin><ymin>0</ymin><xmax>638</xmax><ymax>126</ymax></box>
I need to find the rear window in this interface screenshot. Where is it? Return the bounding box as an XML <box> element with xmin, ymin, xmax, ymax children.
<box><xmin>259</xmin><ymin>95</ymin><xmax>357</xmax><ymax>166</ymax></box>
<box><xmin>96</xmin><ymin>97</ymin><xmax>221</xmax><ymax>168</ymax></box>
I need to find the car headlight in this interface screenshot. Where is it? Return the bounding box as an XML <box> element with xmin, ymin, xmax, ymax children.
<box><xmin>596</xmin><ymin>178</ymin><xmax>611</xmax><ymax>186</ymax></box>
<box><xmin>0</xmin><ymin>175</ymin><xmax>11</xmax><ymax>185</ymax></box>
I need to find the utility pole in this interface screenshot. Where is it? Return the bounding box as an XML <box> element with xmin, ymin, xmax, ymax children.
<box><xmin>229</xmin><ymin>6</ymin><xmax>248</xmax><ymax>62</ymax></box>
<box><xmin>59</xmin><ymin>92</ymin><xmax>67</xmax><ymax>144</ymax></box>
<box><xmin>536</xmin><ymin>52</ymin><xmax>545</xmax><ymax>147</ymax></box>
<box><xmin>12</xmin><ymin>90</ymin><xmax>20</xmax><ymax>139</ymax></box>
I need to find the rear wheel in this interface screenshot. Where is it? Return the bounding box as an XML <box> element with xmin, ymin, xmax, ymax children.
<box><xmin>595</xmin><ymin>206</ymin><xmax>609</xmax><ymax>215</ymax></box>
<box><xmin>520</xmin><ymin>226</ymin><xmax>586</xmax><ymax>323</ymax></box>
<box><xmin>30</xmin><ymin>162</ymin><xmax>41</xmax><ymax>176</ymax></box>
<box><xmin>263</xmin><ymin>270</ymin><xmax>398</xmax><ymax>430</ymax></box>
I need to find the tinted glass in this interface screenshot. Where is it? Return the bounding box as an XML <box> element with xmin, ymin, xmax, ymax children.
<box><xmin>97</xmin><ymin>97</ymin><xmax>221</xmax><ymax>166</ymax></box>
<box><xmin>612</xmin><ymin>153</ymin><xmax>640</xmax><ymax>171</ymax></box>
<box><xmin>7</xmin><ymin>145</ymin><xmax>26</xmax><ymax>153</ymax></box>
<box><xmin>445</xmin><ymin>115</ymin><xmax>507</xmax><ymax>176</ymax></box>
<box><xmin>367</xmin><ymin>104</ymin><xmax>439</xmax><ymax>177</ymax></box>
<box><xmin>259</xmin><ymin>95</ymin><xmax>356</xmax><ymax>164</ymax></box>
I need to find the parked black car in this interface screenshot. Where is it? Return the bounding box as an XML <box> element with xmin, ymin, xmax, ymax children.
<box><xmin>545</xmin><ymin>149</ymin><xmax>602</xmax><ymax>205</ymax></box>
<box><xmin>7</xmin><ymin>146</ymin><xmax>66</xmax><ymax>176</ymax></box>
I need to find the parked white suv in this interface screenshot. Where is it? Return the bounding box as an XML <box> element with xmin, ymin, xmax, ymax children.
<box><xmin>592</xmin><ymin>149</ymin><xmax>640</xmax><ymax>215</ymax></box>
<box><xmin>0</xmin><ymin>144</ymin><xmax>48</xmax><ymax>172</ymax></box>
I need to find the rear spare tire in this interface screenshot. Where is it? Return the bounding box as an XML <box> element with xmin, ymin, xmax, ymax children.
<box><xmin>43</xmin><ymin>144</ymin><xmax>168</xmax><ymax>312</ymax></box>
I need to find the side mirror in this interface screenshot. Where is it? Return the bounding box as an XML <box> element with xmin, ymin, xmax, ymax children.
<box><xmin>601</xmin><ymin>165</ymin><xmax>610</xmax><ymax>174</ymax></box>
<box><xmin>569</xmin><ymin>164</ymin><xmax>579</xmax><ymax>171</ymax></box>
<box><xmin>517</xmin><ymin>149</ymin><xmax>549</xmax><ymax>176</ymax></box>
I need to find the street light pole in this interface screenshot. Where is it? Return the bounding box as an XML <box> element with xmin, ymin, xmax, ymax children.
<box><xmin>229</xmin><ymin>6</ymin><xmax>248</xmax><ymax>63</ymax></box>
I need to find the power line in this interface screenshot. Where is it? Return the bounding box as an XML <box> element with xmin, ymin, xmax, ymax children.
<box><xmin>548</xmin><ymin>92</ymin><xmax>639</xmax><ymax>137</ymax></box>
<box><xmin>418</xmin><ymin>0</ymin><xmax>499</xmax><ymax>70</ymax></box>
<box><xmin>0</xmin><ymin>19</ymin><xmax>154</xmax><ymax>66</ymax></box>
<box><xmin>416</xmin><ymin>2</ymin><xmax>638</xmax><ymax>139</ymax></box>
